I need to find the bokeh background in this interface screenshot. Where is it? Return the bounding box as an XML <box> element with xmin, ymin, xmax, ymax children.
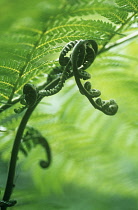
<box><xmin>0</xmin><ymin>0</ymin><xmax>138</xmax><ymax>209</ymax></box>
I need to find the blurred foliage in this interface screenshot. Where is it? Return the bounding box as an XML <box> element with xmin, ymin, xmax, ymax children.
<box><xmin>0</xmin><ymin>0</ymin><xmax>138</xmax><ymax>209</ymax></box>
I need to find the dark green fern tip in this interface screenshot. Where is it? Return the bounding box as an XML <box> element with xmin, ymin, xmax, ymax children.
<box><xmin>102</xmin><ymin>99</ymin><xmax>118</xmax><ymax>115</ymax></box>
<box><xmin>22</xmin><ymin>83</ymin><xmax>38</xmax><ymax>107</ymax></box>
<box><xmin>39</xmin><ymin>160</ymin><xmax>50</xmax><ymax>169</ymax></box>
<box><xmin>95</xmin><ymin>98</ymin><xmax>118</xmax><ymax>115</ymax></box>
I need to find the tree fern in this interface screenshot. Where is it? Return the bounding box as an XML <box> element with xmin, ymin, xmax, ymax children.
<box><xmin>0</xmin><ymin>0</ymin><xmax>137</xmax><ymax>108</ymax></box>
<box><xmin>0</xmin><ymin>0</ymin><xmax>138</xmax><ymax>209</ymax></box>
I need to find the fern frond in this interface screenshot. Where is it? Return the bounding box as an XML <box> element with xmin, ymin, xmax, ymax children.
<box><xmin>115</xmin><ymin>0</ymin><xmax>138</xmax><ymax>12</ymax></box>
<box><xmin>0</xmin><ymin>0</ymin><xmax>137</xmax><ymax>110</ymax></box>
<box><xmin>19</xmin><ymin>127</ymin><xmax>51</xmax><ymax>169</ymax></box>
<box><xmin>99</xmin><ymin>5</ymin><xmax>128</xmax><ymax>24</ymax></box>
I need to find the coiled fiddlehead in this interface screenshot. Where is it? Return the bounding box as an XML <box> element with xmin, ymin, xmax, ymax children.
<box><xmin>59</xmin><ymin>39</ymin><xmax>96</xmax><ymax>80</ymax></box>
<box><xmin>14</xmin><ymin>84</ymin><xmax>38</xmax><ymax>113</ymax></box>
<box><xmin>23</xmin><ymin>83</ymin><xmax>38</xmax><ymax>107</ymax></box>
<box><xmin>59</xmin><ymin>39</ymin><xmax>118</xmax><ymax>115</ymax></box>
<box><xmin>95</xmin><ymin>98</ymin><xmax>118</xmax><ymax>115</ymax></box>
<box><xmin>18</xmin><ymin>40</ymin><xmax>118</xmax><ymax>115</ymax></box>
<box><xmin>20</xmin><ymin>127</ymin><xmax>51</xmax><ymax>169</ymax></box>
<box><xmin>40</xmin><ymin>39</ymin><xmax>98</xmax><ymax>98</ymax></box>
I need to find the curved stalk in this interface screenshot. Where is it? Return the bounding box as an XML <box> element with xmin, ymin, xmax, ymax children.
<box><xmin>1</xmin><ymin>103</ymin><xmax>38</xmax><ymax>210</ymax></box>
<box><xmin>1</xmin><ymin>70</ymin><xmax>69</xmax><ymax>209</ymax></box>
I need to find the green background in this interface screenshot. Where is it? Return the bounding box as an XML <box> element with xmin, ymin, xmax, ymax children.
<box><xmin>0</xmin><ymin>0</ymin><xmax>138</xmax><ymax>209</ymax></box>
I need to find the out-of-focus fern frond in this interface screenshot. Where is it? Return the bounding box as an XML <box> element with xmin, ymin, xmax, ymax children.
<box><xmin>115</xmin><ymin>0</ymin><xmax>138</xmax><ymax>12</ymax></box>
<box><xmin>98</xmin><ymin>5</ymin><xmax>129</xmax><ymax>24</ymax></box>
<box><xmin>0</xmin><ymin>1</ymin><xmax>138</xmax><ymax>209</ymax></box>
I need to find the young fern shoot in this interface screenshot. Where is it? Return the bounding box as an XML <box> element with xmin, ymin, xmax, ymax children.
<box><xmin>1</xmin><ymin>39</ymin><xmax>118</xmax><ymax>209</ymax></box>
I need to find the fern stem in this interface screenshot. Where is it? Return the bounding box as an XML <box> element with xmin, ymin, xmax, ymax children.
<box><xmin>1</xmin><ymin>104</ymin><xmax>37</xmax><ymax>209</ymax></box>
<box><xmin>98</xmin><ymin>31</ymin><xmax>138</xmax><ymax>54</ymax></box>
<box><xmin>1</xmin><ymin>74</ymin><xmax>66</xmax><ymax>208</ymax></box>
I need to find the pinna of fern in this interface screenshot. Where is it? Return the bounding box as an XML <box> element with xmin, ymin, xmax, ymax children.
<box><xmin>0</xmin><ymin>0</ymin><xmax>137</xmax><ymax>111</ymax></box>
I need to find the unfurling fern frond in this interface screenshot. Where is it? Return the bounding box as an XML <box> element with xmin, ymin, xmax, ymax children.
<box><xmin>17</xmin><ymin>38</ymin><xmax>118</xmax><ymax>116</ymax></box>
<box><xmin>23</xmin><ymin>83</ymin><xmax>38</xmax><ymax>107</ymax></box>
<box><xmin>14</xmin><ymin>83</ymin><xmax>38</xmax><ymax>113</ymax></box>
<box><xmin>20</xmin><ymin>127</ymin><xmax>51</xmax><ymax>169</ymax></box>
<box><xmin>58</xmin><ymin>39</ymin><xmax>118</xmax><ymax>115</ymax></box>
<box><xmin>0</xmin><ymin>1</ymin><xmax>137</xmax><ymax>208</ymax></box>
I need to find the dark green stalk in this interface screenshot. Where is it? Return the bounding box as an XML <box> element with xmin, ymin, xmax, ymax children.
<box><xmin>1</xmin><ymin>104</ymin><xmax>38</xmax><ymax>210</ymax></box>
<box><xmin>1</xmin><ymin>71</ymin><xmax>67</xmax><ymax>209</ymax></box>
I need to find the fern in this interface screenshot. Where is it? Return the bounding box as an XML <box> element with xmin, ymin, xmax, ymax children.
<box><xmin>0</xmin><ymin>0</ymin><xmax>137</xmax><ymax>108</ymax></box>
<box><xmin>0</xmin><ymin>0</ymin><xmax>138</xmax><ymax>209</ymax></box>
